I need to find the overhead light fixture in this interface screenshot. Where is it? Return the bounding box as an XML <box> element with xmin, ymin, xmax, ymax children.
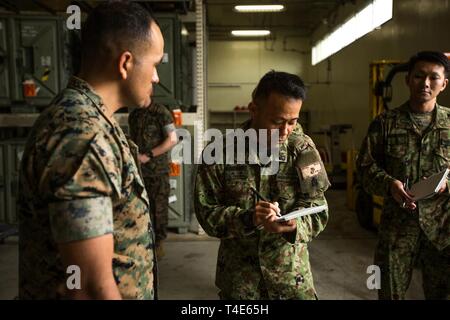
<box><xmin>231</xmin><ymin>30</ymin><xmax>271</xmax><ymax>37</ymax></box>
<box><xmin>234</xmin><ymin>5</ymin><xmax>285</xmax><ymax>13</ymax></box>
<box><xmin>312</xmin><ymin>0</ymin><xmax>393</xmax><ymax>65</ymax></box>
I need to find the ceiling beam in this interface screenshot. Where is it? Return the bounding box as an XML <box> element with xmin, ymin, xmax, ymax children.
<box><xmin>71</xmin><ymin>0</ymin><xmax>93</xmax><ymax>14</ymax></box>
<box><xmin>0</xmin><ymin>0</ymin><xmax>19</xmax><ymax>13</ymax></box>
<box><xmin>32</xmin><ymin>0</ymin><xmax>57</xmax><ymax>15</ymax></box>
<box><xmin>205</xmin><ymin>0</ymin><xmax>338</xmax><ymax>5</ymax></box>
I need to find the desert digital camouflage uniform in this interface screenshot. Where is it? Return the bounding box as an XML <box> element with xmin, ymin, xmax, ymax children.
<box><xmin>18</xmin><ymin>76</ymin><xmax>155</xmax><ymax>300</ymax></box>
<box><xmin>357</xmin><ymin>102</ymin><xmax>450</xmax><ymax>300</ymax></box>
<box><xmin>128</xmin><ymin>103</ymin><xmax>175</xmax><ymax>244</ymax></box>
<box><xmin>194</xmin><ymin>122</ymin><xmax>330</xmax><ymax>299</ymax></box>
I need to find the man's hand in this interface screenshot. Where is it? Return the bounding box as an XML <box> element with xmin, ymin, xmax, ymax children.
<box><xmin>438</xmin><ymin>181</ymin><xmax>448</xmax><ymax>194</ymax></box>
<box><xmin>138</xmin><ymin>153</ymin><xmax>151</xmax><ymax>164</ymax></box>
<box><xmin>390</xmin><ymin>180</ymin><xmax>416</xmax><ymax>210</ymax></box>
<box><xmin>253</xmin><ymin>201</ymin><xmax>297</xmax><ymax>233</ymax></box>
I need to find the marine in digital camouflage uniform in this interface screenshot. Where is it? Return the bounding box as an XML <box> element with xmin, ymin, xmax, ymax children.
<box><xmin>128</xmin><ymin>103</ymin><xmax>176</xmax><ymax>248</ymax></box>
<box><xmin>18</xmin><ymin>77</ymin><xmax>156</xmax><ymax>299</ymax></box>
<box><xmin>194</xmin><ymin>71</ymin><xmax>330</xmax><ymax>300</ymax></box>
<box><xmin>357</xmin><ymin>51</ymin><xmax>450</xmax><ymax>300</ymax></box>
<box><xmin>18</xmin><ymin>2</ymin><xmax>164</xmax><ymax>299</ymax></box>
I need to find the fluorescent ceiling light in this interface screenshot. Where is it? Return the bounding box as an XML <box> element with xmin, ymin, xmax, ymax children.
<box><xmin>234</xmin><ymin>5</ymin><xmax>284</xmax><ymax>13</ymax></box>
<box><xmin>312</xmin><ymin>0</ymin><xmax>393</xmax><ymax>66</ymax></box>
<box><xmin>231</xmin><ymin>30</ymin><xmax>271</xmax><ymax>37</ymax></box>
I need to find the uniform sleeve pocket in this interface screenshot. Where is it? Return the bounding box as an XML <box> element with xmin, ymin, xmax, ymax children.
<box><xmin>295</xmin><ymin>151</ymin><xmax>331</xmax><ymax>198</ymax></box>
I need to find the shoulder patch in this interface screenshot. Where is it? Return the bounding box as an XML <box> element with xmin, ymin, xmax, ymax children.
<box><xmin>299</xmin><ymin>162</ymin><xmax>322</xmax><ymax>179</ymax></box>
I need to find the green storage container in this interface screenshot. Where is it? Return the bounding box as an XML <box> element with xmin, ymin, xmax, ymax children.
<box><xmin>0</xmin><ymin>17</ymin><xmax>11</xmax><ymax>106</ymax></box>
<box><xmin>1</xmin><ymin>139</ymin><xmax>25</xmax><ymax>224</ymax></box>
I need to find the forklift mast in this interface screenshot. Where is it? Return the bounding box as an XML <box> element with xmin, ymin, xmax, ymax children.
<box><xmin>369</xmin><ymin>60</ymin><xmax>405</xmax><ymax>119</ymax></box>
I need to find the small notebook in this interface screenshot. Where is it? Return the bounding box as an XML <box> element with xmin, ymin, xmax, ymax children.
<box><xmin>276</xmin><ymin>205</ymin><xmax>328</xmax><ymax>222</ymax></box>
<box><xmin>409</xmin><ymin>168</ymin><xmax>450</xmax><ymax>201</ymax></box>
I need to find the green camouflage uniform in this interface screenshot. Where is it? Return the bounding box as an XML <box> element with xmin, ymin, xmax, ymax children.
<box><xmin>18</xmin><ymin>76</ymin><xmax>155</xmax><ymax>300</ymax></box>
<box><xmin>194</xmin><ymin>123</ymin><xmax>330</xmax><ymax>300</ymax></box>
<box><xmin>128</xmin><ymin>104</ymin><xmax>175</xmax><ymax>244</ymax></box>
<box><xmin>357</xmin><ymin>102</ymin><xmax>450</xmax><ymax>300</ymax></box>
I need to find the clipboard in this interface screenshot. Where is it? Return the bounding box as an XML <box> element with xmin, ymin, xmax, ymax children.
<box><xmin>276</xmin><ymin>205</ymin><xmax>328</xmax><ymax>222</ymax></box>
<box><xmin>409</xmin><ymin>168</ymin><xmax>450</xmax><ymax>201</ymax></box>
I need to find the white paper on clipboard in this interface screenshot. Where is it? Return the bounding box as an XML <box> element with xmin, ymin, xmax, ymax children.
<box><xmin>409</xmin><ymin>168</ymin><xmax>450</xmax><ymax>201</ymax></box>
<box><xmin>276</xmin><ymin>205</ymin><xmax>328</xmax><ymax>222</ymax></box>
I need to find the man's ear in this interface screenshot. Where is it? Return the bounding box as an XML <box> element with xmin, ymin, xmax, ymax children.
<box><xmin>248</xmin><ymin>101</ymin><xmax>257</xmax><ymax>118</ymax></box>
<box><xmin>118</xmin><ymin>51</ymin><xmax>133</xmax><ymax>80</ymax></box>
<box><xmin>441</xmin><ymin>78</ymin><xmax>448</xmax><ymax>92</ymax></box>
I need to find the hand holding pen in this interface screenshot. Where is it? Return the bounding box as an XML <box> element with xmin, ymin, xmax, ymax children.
<box><xmin>249</xmin><ymin>186</ymin><xmax>297</xmax><ymax>233</ymax></box>
<box><xmin>250</xmin><ymin>186</ymin><xmax>281</xmax><ymax>219</ymax></box>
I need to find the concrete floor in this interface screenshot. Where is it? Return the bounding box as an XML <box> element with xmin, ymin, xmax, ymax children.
<box><xmin>0</xmin><ymin>190</ymin><xmax>424</xmax><ymax>300</ymax></box>
<box><xmin>0</xmin><ymin>235</ymin><xmax>18</xmax><ymax>300</ymax></box>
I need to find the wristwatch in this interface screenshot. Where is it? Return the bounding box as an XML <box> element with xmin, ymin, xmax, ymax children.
<box><xmin>147</xmin><ymin>150</ymin><xmax>154</xmax><ymax>159</ymax></box>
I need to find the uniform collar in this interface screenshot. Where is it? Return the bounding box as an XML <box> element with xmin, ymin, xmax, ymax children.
<box><xmin>67</xmin><ymin>76</ymin><xmax>118</xmax><ymax>127</ymax></box>
<box><xmin>396</xmin><ymin>101</ymin><xmax>448</xmax><ymax>130</ymax></box>
<box><xmin>434</xmin><ymin>103</ymin><xmax>449</xmax><ymax>129</ymax></box>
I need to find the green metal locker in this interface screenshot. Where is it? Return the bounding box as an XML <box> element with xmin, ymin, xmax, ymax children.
<box><xmin>0</xmin><ymin>17</ymin><xmax>11</xmax><ymax>105</ymax></box>
<box><xmin>168</xmin><ymin>163</ymin><xmax>190</xmax><ymax>233</ymax></box>
<box><xmin>153</xmin><ymin>15</ymin><xmax>179</xmax><ymax>107</ymax></box>
<box><xmin>4</xmin><ymin>139</ymin><xmax>25</xmax><ymax>224</ymax></box>
<box><xmin>0</xmin><ymin>142</ymin><xmax>6</xmax><ymax>223</ymax></box>
<box><xmin>182</xmin><ymin>163</ymin><xmax>193</xmax><ymax>230</ymax></box>
<box><xmin>11</xmin><ymin>17</ymin><xmax>65</xmax><ymax>106</ymax></box>
<box><xmin>180</xmin><ymin>32</ymin><xmax>192</xmax><ymax>107</ymax></box>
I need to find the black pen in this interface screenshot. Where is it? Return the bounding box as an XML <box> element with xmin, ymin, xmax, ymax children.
<box><xmin>250</xmin><ymin>186</ymin><xmax>269</xmax><ymax>202</ymax></box>
<box><xmin>402</xmin><ymin>176</ymin><xmax>413</xmax><ymax>209</ymax></box>
<box><xmin>250</xmin><ymin>187</ymin><xmax>281</xmax><ymax>217</ymax></box>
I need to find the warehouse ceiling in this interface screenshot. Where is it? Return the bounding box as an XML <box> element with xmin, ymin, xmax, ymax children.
<box><xmin>205</xmin><ymin>0</ymin><xmax>349</xmax><ymax>40</ymax></box>
<box><xmin>0</xmin><ymin>0</ymin><xmax>350</xmax><ymax>40</ymax></box>
<box><xmin>0</xmin><ymin>1</ymin><xmax>194</xmax><ymax>15</ymax></box>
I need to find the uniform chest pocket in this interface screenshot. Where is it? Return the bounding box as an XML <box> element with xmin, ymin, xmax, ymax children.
<box><xmin>439</xmin><ymin>130</ymin><xmax>450</xmax><ymax>160</ymax></box>
<box><xmin>434</xmin><ymin>148</ymin><xmax>450</xmax><ymax>173</ymax></box>
<box><xmin>144</xmin><ymin>124</ymin><xmax>163</xmax><ymax>142</ymax></box>
<box><xmin>275</xmin><ymin>172</ymin><xmax>297</xmax><ymax>196</ymax></box>
<box><xmin>386</xmin><ymin>133</ymin><xmax>408</xmax><ymax>158</ymax></box>
<box><xmin>275</xmin><ymin>172</ymin><xmax>298</xmax><ymax>213</ymax></box>
<box><xmin>224</xmin><ymin>168</ymin><xmax>253</xmax><ymax>206</ymax></box>
<box><xmin>122</xmin><ymin>140</ymin><xmax>150</xmax><ymax>207</ymax></box>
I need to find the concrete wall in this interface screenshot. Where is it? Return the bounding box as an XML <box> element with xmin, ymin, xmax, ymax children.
<box><xmin>206</xmin><ymin>0</ymin><xmax>450</xmax><ymax>152</ymax></box>
<box><xmin>207</xmin><ymin>35</ymin><xmax>310</xmax><ymax>112</ymax></box>
<box><xmin>307</xmin><ymin>0</ymin><xmax>450</xmax><ymax>150</ymax></box>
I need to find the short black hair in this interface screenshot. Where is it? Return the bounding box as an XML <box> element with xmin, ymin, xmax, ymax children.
<box><xmin>252</xmin><ymin>70</ymin><xmax>307</xmax><ymax>106</ymax></box>
<box><xmin>81</xmin><ymin>0</ymin><xmax>156</xmax><ymax>63</ymax></box>
<box><xmin>407</xmin><ymin>51</ymin><xmax>450</xmax><ymax>79</ymax></box>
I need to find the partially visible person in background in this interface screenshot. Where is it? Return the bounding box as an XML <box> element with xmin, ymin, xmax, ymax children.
<box><xmin>129</xmin><ymin>102</ymin><xmax>178</xmax><ymax>258</ymax></box>
<box><xmin>357</xmin><ymin>51</ymin><xmax>450</xmax><ymax>300</ymax></box>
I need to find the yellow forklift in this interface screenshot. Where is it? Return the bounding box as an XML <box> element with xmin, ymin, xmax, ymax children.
<box><xmin>354</xmin><ymin>60</ymin><xmax>408</xmax><ymax>230</ymax></box>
